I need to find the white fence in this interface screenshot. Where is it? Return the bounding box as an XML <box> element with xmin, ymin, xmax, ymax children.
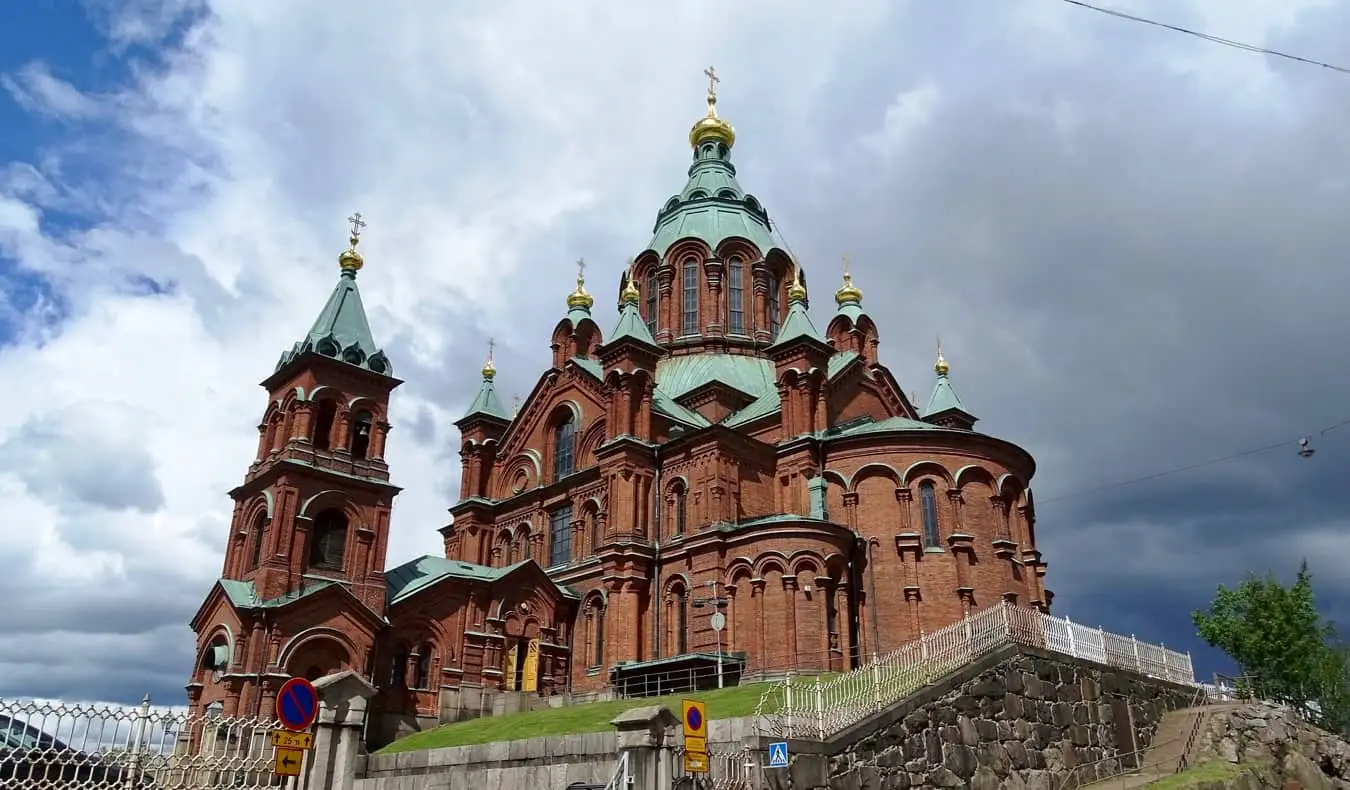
<box><xmin>672</xmin><ymin>745</ymin><xmax>755</xmax><ymax>790</ymax></box>
<box><xmin>755</xmin><ymin>602</ymin><xmax>1195</xmax><ymax>739</ymax></box>
<box><xmin>0</xmin><ymin>694</ymin><xmax>281</xmax><ymax>788</ymax></box>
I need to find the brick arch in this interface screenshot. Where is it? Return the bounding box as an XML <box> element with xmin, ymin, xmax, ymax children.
<box><xmin>822</xmin><ymin>552</ymin><xmax>848</xmax><ymax>581</ymax></box>
<box><xmin>241</xmin><ymin>491</ymin><xmax>274</xmax><ymax>525</ymax></box>
<box><xmin>296</xmin><ymin>490</ymin><xmax>360</xmax><ymax>522</ymax></box>
<box><xmin>665</xmin><ymin>238</ymin><xmax>713</xmax><ymax>268</ymax></box>
<box><xmin>662</xmin><ymin>573</ymin><xmax>691</xmax><ymax>599</ymax></box>
<box><xmin>392</xmin><ymin>616</ymin><xmax>452</xmax><ymax>652</ymax></box>
<box><xmin>278</xmin><ymin>627</ymin><xmax>358</xmax><ymax>672</ymax></box>
<box><xmin>630</xmin><ymin>250</ymin><xmax>663</xmax><ymax>282</ymax></box>
<box><xmin>755</xmin><ymin>552</ymin><xmax>789</xmax><ymax>578</ymax></box>
<box><xmin>500</xmin><ymin>451</ymin><xmax>542</xmax><ymax>497</ymax></box>
<box><xmin>848</xmin><ymin>462</ymin><xmax>902</xmax><ymax>493</ymax></box>
<box><xmin>578</xmin><ymin>420</ymin><xmax>606</xmax><ymax>466</ymax></box>
<box><xmin>573</xmin><ymin>317</ymin><xmax>603</xmax><ymax>358</ymax></box>
<box><xmin>821</xmin><ymin>469</ymin><xmax>848</xmax><ymax>489</ymax></box>
<box><xmin>724</xmin><ymin>558</ymin><xmax>755</xmax><ymax>586</ymax></box>
<box><xmin>549</xmin><ymin>400</ymin><xmax>584</xmax><ymax>427</ymax></box>
<box><xmin>345</xmin><ymin>396</ymin><xmax>385</xmax><ymax>420</ymax></box>
<box><xmin>788</xmin><ymin>551</ymin><xmax>824</xmax><ymax>577</ymax></box>
<box><xmin>902</xmin><ymin>460</ymin><xmax>953</xmax><ymax>487</ymax></box>
<box><xmin>953</xmin><ymin>464</ymin><xmax>997</xmax><ymax>490</ymax></box>
<box><xmin>778</xmin><ymin>366</ymin><xmax>806</xmax><ymax>387</ymax></box>
<box><xmin>198</xmin><ymin>624</ymin><xmax>235</xmax><ymax>670</ymax></box>
<box><xmin>762</xmin><ymin>248</ymin><xmax>794</xmax><ymax>281</ymax></box>
<box><xmin>504</xmin><ymin>613</ymin><xmax>542</xmax><ymax>639</ymax></box>
<box><xmin>997</xmin><ymin>474</ymin><xmax>1027</xmax><ymax>502</ymax></box>
<box><xmin>551</xmin><ymin>317</ymin><xmax>576</xmax><ymax>349</ymax></box>
<box><xmin>713</xmin><ymin>238</ymin><xmax>765</xmax><ymax>264</ymax></box>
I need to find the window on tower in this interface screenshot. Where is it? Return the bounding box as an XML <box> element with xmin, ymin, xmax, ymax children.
<box><xmin>645</xmin><ymin>271</ymin><xmax>658</xmax><ymax>336</ymax></box>
<box><xmin>312</xmin><ymin>399</ymin><xmax>338</xmax><ymax>451</ymax></box>
<box><xmin>309</xmin><ymin>509</ymin><xmax>349</xmax><ymax>570</ymax></box>
<box><xmin>919</xmin><ymin>481</ymin><xmax>942</xmax><ymax>549</ymax></box>
<box><xmin>414</xmin><ymin>643</ymin><xmax>433</xmax><ymax>689</ymax></box>
<box><xmin>728</xmin><ymin>255</ymin><xmax>745</xmax><ymax>335</ymax></box>
<box><xmin>681</xmin><ymin>256</ymin><xmax>699</xmax><ymax>335</ymax></box>
<box><xmin>768</xmin><ymin>272</ymin><xmax>782</xmax><ymax>339</ymax></box>
<box><xmin>672</xmin><ymin>483</ymin><xmax>687</xmax><ymax>536</ymax></box>
<box><xmin>248</xmin><ymin>513</ymin><xmax>267</xmax><ymax>570</ymax></box>
<box><xmin>349</xmin><ymin>410</ymin><xmax>373</xmax><ymax>460</ymax></box>
<box><xmin>548</xmin><ymin>505</ymin><xmax>573</xmax><ymax>567</ymax></box>
<box><xmin>553</xmin><ymin>413</ymin><xmax>576</xmax><ymax>480</ymax></box>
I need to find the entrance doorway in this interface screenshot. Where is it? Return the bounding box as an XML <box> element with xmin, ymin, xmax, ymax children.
<box><xmin>503</xmin><ymin>637</ymin><xmax>541</xmax><ymax>692</ymax></box>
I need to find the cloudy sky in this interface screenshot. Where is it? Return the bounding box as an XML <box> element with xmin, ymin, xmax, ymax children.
<box><xmin>2</xmin><ymin>0</ymin><xmax>1349</xmax><ymax>705</ymax></box>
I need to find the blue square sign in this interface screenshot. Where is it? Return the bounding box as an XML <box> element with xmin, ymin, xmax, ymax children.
<box><xmin>768</xmin><ymin>741</ymin><xmax>789</xmax><ymax>768</ymax></box>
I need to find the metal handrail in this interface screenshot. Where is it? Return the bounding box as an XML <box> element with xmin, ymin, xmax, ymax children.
<box><xmin>602</xmin><ymin>751</ymin><xmax>630</xmax><ymax>790</ymax></box>
<box><xmin>1175</xmin><ymin>685</ymin><xmax>1212</xmax><ymax>773</ymax></box>
<box><xmin>1051</xmin><ymin>734</ymin><xmax>1187</xmax><ymax>790</ymax></box>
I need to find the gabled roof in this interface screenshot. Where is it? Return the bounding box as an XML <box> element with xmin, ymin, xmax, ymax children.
<box><xmin>385</xmin><ymin>555</ymin><xmax>580</xmax><ymax>607</ymax></box>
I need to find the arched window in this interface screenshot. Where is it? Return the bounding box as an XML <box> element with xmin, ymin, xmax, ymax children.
<box><xmin>590</xmin><ymin>511</ymin><xmax>602</xmax><ymax>552</ymax></box>
<box><xmin>645</xmin><ymin>271</ymin><xmax>659</xmax><ymax>336</ymax></box>
<box><xmin>825</xmin><ymin>584</ymin><xmax>839</xmax><ymax>640</ymax></box>
<box><xmin>349</xmin><ymin>410</ymin><xmax>373</xmax><ymax>460</ymax></box>
<box><xmin>414</xmin><ymin>643</ymin><xmax>433</xmax><ymax>689</ymax></box>
<box><xmin>727</xmin><ymin>256</ymin><xmax>745</xmax><ymax>335</ymax></box>
<box><xmin>553</xmin><ymin>414</ymin><xmax>576</xmax><ymax>480</ymax></box>
<box><xmin>390</xmin><ymin>645</ymin><xmax>408</xmax><ymax>687</ymax></box>
<box><xmin>673</xmin><ymin>485</ymin><xmax>687</xmax><ymax>536</ymax></box>
<box><xmin>675</xmin><ymin>589</ymin><xmax>689</xmax><ymax>654</ymax></box>
<box><xmin>501</xmin><ymin>535</ymin><xmax>514</xmax><ymax>565</ymax></box>
<box><xmin>248</xmin><ymin>513</ymin><xmax>267</xmax><ymax>570</ymax></box>
<box><xmin>919</xmin><ymin>481</ymin><xmax>941</xmax><ymax>549</ymax></box>
<box><xmin>309</xmin><ymin>509</ymin><xmax>348</xmax><ymax>570</ymax></box>
<box><xmin>681</xmin><ymin>257</ymin><xmax>699</xmax><ymax>336</ymax></box>
<box><xmin>591</xmin><ymin>601</ymin><xmax>606</xmax><ymax>667</ymax></box>
<box><xmin>768</xmin><ymin>272</ymin><xmax>782</xmax><ymax>339</ymax></box>
<box><xmin>312</xmin><ymin>400</ymin><xmax>338</xmax><ymax>451</ymax></box>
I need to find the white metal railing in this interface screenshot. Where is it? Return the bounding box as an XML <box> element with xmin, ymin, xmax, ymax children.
<box><xmin>603</xmin><ymin>750</ymin><xmax>630</xmax><ymax>790</ymax></box>
<box><xmin>672</xmin><ymin>744</ymin><xmax>754</xmax><ymax>790</ymax></box>
<box><xmin>0</xmin><ymin>694</ymin><xmax>280</xmax><ymax>788</ymax></box>
<box><xmin>755</xmin><ymin>602</ymin><xmax>1195</xmax><ymax>740</ymax></box>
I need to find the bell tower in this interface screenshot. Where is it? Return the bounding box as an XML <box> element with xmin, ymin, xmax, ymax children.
<box><xmin>221</xmin><ymin>214</ymin><xmax>402</xmax><ymax>616</ymax></box>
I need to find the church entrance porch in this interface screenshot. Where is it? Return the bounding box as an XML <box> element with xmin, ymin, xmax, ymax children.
<box><xmin>612</xmin><ymin>652</ymin><xmax>747</xmax><ymax>698</ymax></box>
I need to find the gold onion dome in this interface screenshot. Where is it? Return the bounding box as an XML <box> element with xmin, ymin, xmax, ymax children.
<box><xmin>835</xmin><ymin>272</ymin><xmax>863</xmax><ymax>305</ymax></box>
<box><xmin>567</xmin><ymin>265</ymin><xmax>594</xmax><ymax>311</ymax></box>
<box><xmin>482</xmin><ymin>339</ymin><xmax>497</xmax><ymax>380</ymax></box>
<box><xmin>935</xmin><ymin>339</ymin><xmax>950</xmax><ymax>377</ymax></box>
<box><xmin>338</xmin><ymin>234</ymin><xmax>364</xmax><ymax>272</ymax></box>
<box><xmin>787</xmin><ymin>265</ymin><xmax>808</xmax><ymax>302</ymax></box>
<box><xmin>689</xmin><ymin>66</ymin><xmax>736</xmax><ymax>149</ymax></box>
<box><xmin>621</xmin><ymin>265</ymin><xmax>641</xmax><ymax>304</ymax></box>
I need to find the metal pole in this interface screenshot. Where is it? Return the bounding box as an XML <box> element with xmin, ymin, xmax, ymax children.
<box><xmin>710</xmin><ymin>580</ymin><xmax>725</xmax><ymax>689</ymax></box>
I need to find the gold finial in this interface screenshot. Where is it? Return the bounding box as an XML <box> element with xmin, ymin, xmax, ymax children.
<box><xmin>338</xmin><ymin>212</ymin><xmax>367</xmax><ymax>272</ymax></box>
<box><xmin>482</xmin><ymin>337</ymin><xmax>497</xmax><ymax>379</ymax></box>
<box><xmin>835</xmin><ymin>253</ymin><xmax>863</xmax><ymax>306</ymax></box>
<box><xmin>787</xmin><ymin>260</ymin><xmax>808</xmax><ymax>302</ymax></box>
<box><xmin>935</xmin><ymin>335</ymin><xmax>949</xmax><ymax>376</ymax></box>
<box><xmin>689</xmin><ymin>65</ymin><xmax>736</xmax><ymax>149</ymax></box>
<box><xmin>566</xmin><ymin>257</ymin><xmax>594</xmax><ymax>311</ymax></box>
<box><xmin>620</xmin><ymin>258</ymin><xmax>641</xmax><ymax>305</ymax></box>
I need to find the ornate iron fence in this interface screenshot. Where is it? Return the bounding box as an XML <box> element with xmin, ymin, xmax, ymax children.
<box><xmin>0</xmin><ymin>694</ymin><xmax>282</xmax><ymax>788</ymax></box>
<box><xmin>671</xmin><ymin>744</ymin><xmax>755</xmax><ymax>790</ymax></box>
<box><xmin>755</xmin><ymin>601</ymin><xmax>1195</xmax><ymax>740</ymax></box>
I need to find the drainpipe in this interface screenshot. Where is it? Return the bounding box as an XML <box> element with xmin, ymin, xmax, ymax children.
<box><xmin>649</xmin><ymin>444</ymin><xmax>664</xmax><ymax>661</ymax></box>
<box><xmin>253</xmin><ymin>609</ymin><xmax>271</xmax><ymax>719</ymax></box>
<box><xmin>865</xmin><ymin>538</ymin><xmax>881</xmax><ymax>661</ymax></box>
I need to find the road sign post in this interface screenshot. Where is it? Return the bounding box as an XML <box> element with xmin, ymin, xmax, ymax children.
<box><xmin>681</xmin><ymin>699</ymin><xmax>708</xmax><ymax>774</ymax></box>
<box><xmin>276</xmin><ymin>677</ymin><xmax>320</xmax><ymax>732</ymax></box>
<box><xmin>274</xmin><ymin>747</ymin><xmax>304</xmax><ymax>776</ymax></box>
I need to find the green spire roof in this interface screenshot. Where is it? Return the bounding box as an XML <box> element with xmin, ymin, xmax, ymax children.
<box><xmin>460</xmin><ymin>343</ymin><xmax>510</xmax><ymax>423</ymax></box>
<box><xmin>646</xmin><ymin>126</ymin><xmax>777</xmax><ymax>256</ymax></box>
<box><xmin>923</xmin><ymin>352</ymin><xmax>977</xmax><ymax>427</ymax></box>
<box><xmin>609</xmin><ymin>278</ymin><xmax>659</xmax><ymax>348</ymax></box>
<box><xmin>766</xmin><ymin>272</ymin><xmax>828</xmax><ymax>352</ymax></box>
<box><xmin>276</xmin><ymin>251</ymin><xmax>392</xmax><ymax>378</ymax></box>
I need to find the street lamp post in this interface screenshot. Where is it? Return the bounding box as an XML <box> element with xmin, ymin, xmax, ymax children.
<box><xmin>694</xmin><ymin>580</ymin><xmax>729</xmax><ymax>689</ymax></box>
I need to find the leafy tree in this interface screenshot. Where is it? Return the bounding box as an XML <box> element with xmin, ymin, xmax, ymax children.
<box><xmin>1192</xmin><ymin>561</ymin><xmax>1350</xmax><ymax>732</ymax></box>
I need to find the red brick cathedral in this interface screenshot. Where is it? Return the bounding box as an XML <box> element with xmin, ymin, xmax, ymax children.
<box><xmin>188</xmin><ymin>82</ymin><xmax>1049</xmax><ymax>743</ymax></box>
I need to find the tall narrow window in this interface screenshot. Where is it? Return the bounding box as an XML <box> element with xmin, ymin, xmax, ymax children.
<box><xmin>676</xmin><ymin>591</ymin><xmax>689</xmax><ymax>654</ymax></box>
<box><xmin>312</xmin><ymin>400</ymin><xmax>337</xmax><ymax>451</ymax></box>
<box><xmin>390</xmin><ymin>646</ymin><xmax>408</xmax><ymax>687</ymax></box>
<box><xmin>673</xmin><ymin>486</ymin><xmax>687</xmax><ymax>536</ymax></box>
<box><xmin>825</xmin><ymin>586</ymin><xmax>839</xmax><ymax>640</ymax></box>
<box><xmin>768</xmin><ymin>273</ymin><xmax>782</xmax><ymax>339</ymax></box>
<box><xmin>249</xmin><ymin>513</ymin><xmax>267</xmax><ymax>570</ymax></box>
<box><xmin>349</xmin><ymin>410</ymin><xmax>373</xmax><ymax>459</ymax></box>
<box><xmin>548</xmin><ymin>505</ymin><xmax>574</xmax><ymax>567</ymax></box>
<box><xmin>501</xmin><ymin>535</ymin><xmax>513</xmax><ymax>565</ymax></box>
<box><xmin>592</xmin><ymin>602</ymin><xmax>606</xmax><ymax>667</ymax></box>
<box><xmin>553</xmin><ymin>414</ymin><xmax>576</xmax><ymax>480</ymax></box>
<box><xmin>727</xmin><ymin>256</ymin><xmax>745</xmax><ymax>335</ymax></box>
<box><xmin>414</xmin><ymin>643</ymin><xmax>433</xmax><ymax>688</ymax></box>
<box><xmin>308</xmin><ymin>509</ymin><xmax>348</xmax><ymax>569</ymax></box>
<box><xmin>920</xmin><ymin>481</ymin><xmax>942</xmax><ymax>549</ymax></box>
<box><xmin>590</xmin><ymin>511</ymin><xmax>602</xmax><ymax>552</ymax></box>
<box><xmin>645</xmin><ymin>271</ymin><xmax>659</xmax><ymax>336</ymax></box>
<box><xmin>682</xmin><ymin>257</ymin><xmax>699</xmax><ymax>335</ymax></box>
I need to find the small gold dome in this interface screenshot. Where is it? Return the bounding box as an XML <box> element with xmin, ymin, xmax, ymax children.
<box><xmin>787</xmin><ymin>266</ymin><xmax>807</xmax><ymax>302</ymax></box>
<box><xmin>620</xmin><ymin>273</ymin><xmax>640</xmax><ymax>304</ymax></box>
<box><xmin>567</xmin><ymin>271</ymin><xmax>594</xmax><ymax>311</ymax></box>
<box><xmin>482</xmin><ymin>357</ymin><xmax>496</xmax><ymax>379</ymax></box>
<box><xmin>835</xmin><ymin>272</ymin><xmax>863</xmax><ymax>306</ymax></box>
<box><xmin>690</xmin><ymin>106</ymin><xmax>736</xmax><ymax>150</ymax></box>
<box><xmin>935</xmin><ymin>353</ymin><xmax>949</xmax><ymax>377</ymax></box>
<box><xmin>338</xmin><ymin>235</ymin><xmax>364</xmax><ymax>271</ymax></box>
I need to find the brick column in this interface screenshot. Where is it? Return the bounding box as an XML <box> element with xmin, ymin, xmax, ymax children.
<box><xmin>783</xmin><ymin>576</ymin><xmax>799</xmax><ymax>670</ymax></box>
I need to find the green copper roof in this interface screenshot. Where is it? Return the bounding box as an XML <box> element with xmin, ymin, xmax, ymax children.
<box><xmin>828</xmin><ymin>350</ymin><xmax>859</xmax><ymax>378</ymax></box>
<box><xmin>218</xmin><ymin>577</ymin><xmax>341</xmax><ymax>609</ymax></box>
<box><xmin>766</xmin><ymin>295</ymin><xmax>827</xmax><ymax>352</ymax></box>
<box><xmin>924</xmin><ymin>371</ymin><xmax>976</xmax><ymax>422</ymax></box>
<box><xmin>609</xmin><ymin>301</ymin><xmax>659</xmax><ymax>347</ymax></box>
<box><xmin>385</xmin><ymin>555</ymin><xmax>579</xmax><ymax>605</ymax></box>
<box><xmin>835</xmin><ymin>301</ymin><xmax>866</xmax><ymax>323</ymax></box>
<box><xmin>654</xmin><ymin>354</ymin><xmax>775</xmax><ymax>401</ymax></box>
<box><xmin>645</xmin><ymin>142</ymin><xmax>778</xmax><ymax>256</ymax></box>
<box><xmin>461</xmin><ymin>372</ymin><xmax>510</xmax><ymax>422</ymax></box>
<box><xmin>276</xmin><ymin>269</ymin><xmax>393</xmax><ymax>377</ymax></box>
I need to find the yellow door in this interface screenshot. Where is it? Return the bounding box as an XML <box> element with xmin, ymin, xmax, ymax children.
<box><xmin>504</xmin><ymin>641</ymin><xmax>519</xmax><ymax>690</ymax></box>
<box><xmin>522</xmin><ymin>638</ymin><xmax>541</xmax><ymax>693</ymax></box>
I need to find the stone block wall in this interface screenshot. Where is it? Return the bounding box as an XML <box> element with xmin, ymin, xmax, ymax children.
<box><xmin>760</xmin><ymin>645</ymin><xmax>1198</xmax><ymax>790</ymax></box>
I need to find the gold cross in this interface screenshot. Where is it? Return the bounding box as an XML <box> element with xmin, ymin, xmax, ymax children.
<box><xmin>347</xmin><ymin>212</ymin><xmax>367</xmax><ymax>240</ymax></box>
<box><xmin>842</xmin><ymin>254</ymin><xmax>852</xmax><ymax>278</ymax></box>
<box><xmin>704</xmin><ymin>66</ymin><xmax>719</xmax><ymax>102</ymax></box>
<box><xmin>576</xmin><ymin>257</ymin><xmax>586</xmax><ymax>285</ymax></box>
<box><xmin>487</xmin><ymin>337</ymin><xmax>495</xmax><ymax>363</ymax></box>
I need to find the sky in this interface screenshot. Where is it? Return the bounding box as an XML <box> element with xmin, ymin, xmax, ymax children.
<box><xmin>2</xmin><ymin>0</ymin><xmax>1349</xmax><ymax>706</ymax></box>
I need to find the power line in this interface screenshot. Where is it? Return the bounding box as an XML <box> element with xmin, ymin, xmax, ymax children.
<box><xmin>1039</xmin><ymin>417</ymin><xmax>1350</xmax><ymax>504</ymax></box>
<box><xmin>1062</xmin><ymin>0</ymin><xmax>1350</xmax><ymax>76</ymax></box>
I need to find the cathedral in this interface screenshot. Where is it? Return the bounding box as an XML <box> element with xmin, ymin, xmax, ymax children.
<box><xmin>187</xmin><ymin>77</ymin><xmax>1049</xmax><ymax>744</ymax></box>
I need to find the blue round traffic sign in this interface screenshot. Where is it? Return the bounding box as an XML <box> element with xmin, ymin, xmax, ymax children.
<box><xmin>276</xmin><ymin>677</ymin><xmax>319</xmax><ymax>731</ymax></box>
<box><xmin>685</xmin><ymin>706</ymin><xmax>702</xmax><ymax>732</ymax></box>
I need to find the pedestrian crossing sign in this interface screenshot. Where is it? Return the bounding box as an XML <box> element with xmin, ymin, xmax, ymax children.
<box><xmin>768</xmin><ymin>741</ymin><xmax>789</xmax><ymax>768</ymax></box>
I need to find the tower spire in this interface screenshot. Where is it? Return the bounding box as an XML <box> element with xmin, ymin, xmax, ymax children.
<box><xmin>935</xmin><ymin>335</ymin><xmax>949</xmax><ymax>376</ymax></box>
<box><xmin>620</xmin><ymin>258</ymin><xmax>640</xmax><ymax>305</ymax></box>
<box><xmin>461</xmin><ymin>336</ymin><xmax>509</xmax><ymax>422</ymax></box>
<box><xmin>338</xmin><ymin>212</ymin><xmax>367</xmax><ymax>274</ymax></box>
<box><xmin>482</xmin><ymin>337</ymin><xmax>497</xmax><ymax>379</ymax></box>
<box><xmin>924</xmin><ymin>335</ymin><xmax>976</xmax><ymax>429</ymax></box>
<box><xmin>835</xmin><ymin>253</ymin><xmax>863</xmax><ymax>306</ymax></box>
<box><xmin>689</xmin><ymin>66</ymin><xmax>736</xmax><ymax>149</ymax></box>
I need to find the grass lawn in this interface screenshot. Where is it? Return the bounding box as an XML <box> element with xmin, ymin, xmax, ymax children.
<box><xmin>1143</xmin><ymin>760</ymin><xmax>1253</xmax><ymax>788</ymax></box>
<box><xmin>376</xmin><ymin>678</ymin><xmax>825</xmax><ymax>754</ymax></box>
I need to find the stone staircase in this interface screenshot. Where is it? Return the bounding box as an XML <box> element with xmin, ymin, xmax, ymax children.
<box><xmin>1077</xmin><ymin>703</ymin><xmax>1247</xmax><ymax>788</ymax></box>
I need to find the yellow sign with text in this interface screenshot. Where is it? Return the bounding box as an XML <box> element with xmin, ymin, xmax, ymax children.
<box><xmin>270</xmin><ymin>730</ymin><xmax>313</xmax><ymax>749</ymax></box>
<box><xmin>684</xmin><ymin>736</ymin><xmax>706</xmax><ymax>753</ymax></box>
<box><xmin>683</xmin><ymin>751</ymin><xmax>709</xmax><ymax>774</ymax></box>
<box><xmin>274</xmin><ymin>747</ymin><xmax>304</xmax><ymax>776</ymax></box>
